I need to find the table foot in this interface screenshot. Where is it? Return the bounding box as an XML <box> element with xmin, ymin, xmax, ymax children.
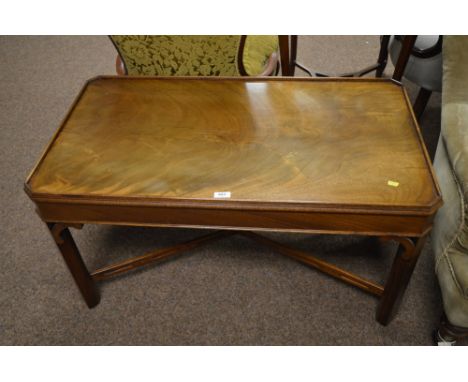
<box><xmin>47</xmin><ymin>223</ymin><xmax>100</xmax><ymax>308</ymax></box>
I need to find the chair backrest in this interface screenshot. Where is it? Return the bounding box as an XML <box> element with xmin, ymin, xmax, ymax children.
<box><xmin>277</xmin><ymin>36</ymin><xmax>418</xmax><ymax>78</ymax></box>
<box><xmin>389</xmin><ymin>36</ymin><xmax>442</xmax><ymax>92</ymax></box>
<box><xmin>392</xmin><ymin>36</ymin><xmax>417</xmax><ymax>82</ymax></box>
<box><xmin>110</xmin><ymin>35</ymin><xmax>278</xmax><ymax>77</ymax></box>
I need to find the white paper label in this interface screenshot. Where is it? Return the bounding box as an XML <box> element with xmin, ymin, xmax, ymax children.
<box><xmin>213</xmin><ymin>191</ymin><xmax>231</xmax><ymax>199</ymax></box>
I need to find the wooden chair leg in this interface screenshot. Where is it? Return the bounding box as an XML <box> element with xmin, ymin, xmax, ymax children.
<box><xmin>392</xmin><ymin>35</ymin><xmax>417</xmax><ymax>82</ymax></box>
<box><xmin>413</xmin><ymin>87</ymin><xmax>432</xmax><ymax>120</ymax></box>
<box><xmin>278</xmin><ymin>35</ymin><xmax>292</xmax><ymax>76</ymax></box>
<box><xmin>376</xmin><ymin>35</ymin><xmax>390</xmax><ymax>78</ymax></box>
<box><xmin>278</xmin><ymin>35</ymin><xmax>299</xmax><ymax>76</ymax></box>
<box><xmin>290</xmin><ymin>35</ymin><xmax>298</xmax><ymax>76</ymax></box>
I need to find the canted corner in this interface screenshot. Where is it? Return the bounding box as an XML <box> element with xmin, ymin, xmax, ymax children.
<box><xmin>23</xmin><ymin>181</ymin><xmax>33</xmax><ymax>198</ymax></box>
<box><xmin>388</xmin><ymin>78</ymin><xmax>404</xmax><ymax>87</ymax></box>
<box><xmin>86</xmin><ymin>75</ymin><xmax>107</xmax><ymax>86</ymax></box>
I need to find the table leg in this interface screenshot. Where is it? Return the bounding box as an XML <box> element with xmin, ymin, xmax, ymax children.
<box><xmin>47</xmin><ymin>223</ymin><xmax>100</xmax><ymax>308</ymax></box>
<box><xmin>376</xmin><ymin>235</ymin><xmax>426</xmax><ymax>325</ymax></box>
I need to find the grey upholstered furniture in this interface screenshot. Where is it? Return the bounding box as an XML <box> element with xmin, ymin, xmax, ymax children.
<box><xmin>432</xmin><ymin>36</ymin><xmax>468</xmax><ymax>345</ymax></box>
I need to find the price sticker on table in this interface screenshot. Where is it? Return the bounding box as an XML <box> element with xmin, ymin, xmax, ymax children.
<box><xmin>213</xmin><ymin>191</ymin><xmax>231</xmax><ymax>199</ymax></box>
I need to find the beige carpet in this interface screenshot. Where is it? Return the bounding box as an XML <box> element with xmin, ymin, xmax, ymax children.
<box><xmin>0</xmin><ymin>36</ymin><xmax>452</xmax><ymax>345</ymax></box>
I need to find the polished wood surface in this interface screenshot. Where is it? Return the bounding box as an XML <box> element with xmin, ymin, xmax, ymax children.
<box><xmin>27</xmin><ymin>76</ymin><xmax>440</xmax><ymax>214</ymax></box>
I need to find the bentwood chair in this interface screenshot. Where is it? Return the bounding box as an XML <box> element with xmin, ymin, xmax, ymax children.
<box><xmin>281</xmin><ymin>36</ymin><xmax>391</xmax><ymax>78</ymax></box>
<box><xmin>110</xmin><ymin>35</ymin><xmax>279</xmax><ymax>77</ymax></box>
<box><xmin>387</xmin><ymin>36</ymin><xmax>443</xmax><ymax>120</ymax></box>
<box><xmin>281</xmin><ymin>35</ymin><xmax>416</xmax><ymax>82</ymax></box>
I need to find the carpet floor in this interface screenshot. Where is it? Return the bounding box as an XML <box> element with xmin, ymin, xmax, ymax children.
<box><xmin>0</xmin><ymin>36</ymin><xmax>454</xmax><ymax>345</ymax></box>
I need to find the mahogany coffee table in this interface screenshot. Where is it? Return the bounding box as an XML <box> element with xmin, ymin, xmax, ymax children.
<box><xmin>25</xmin><ymin>76</ymin><xmax>442</xmax><ymax>325</ymax></box>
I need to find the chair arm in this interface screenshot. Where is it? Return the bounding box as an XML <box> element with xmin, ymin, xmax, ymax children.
<box><xmin>258</xmin><ymin>51</ymin><xmax>279</xmax><ymax>76</ymax></box>
<box><xmin>116</xmin><ymin>54</ymin><xmax>126</xmax><ymax>75</ymax></box>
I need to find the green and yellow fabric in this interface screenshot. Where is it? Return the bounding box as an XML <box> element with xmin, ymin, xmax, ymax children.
<box><xmin>110</xmin><ymin>35</ymin><xmax>278</xmax><ymax>76</ymax></box>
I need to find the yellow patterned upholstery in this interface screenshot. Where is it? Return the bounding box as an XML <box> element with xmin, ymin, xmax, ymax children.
<box><xmin>110</xmin><ymin>35</ymin><xmax>278</xmax><ymax>76</ymax></box>
<box><xmin>242</xmin><ymin>36</ymin><xmax>279</xmax><ymax>76</ymax></box>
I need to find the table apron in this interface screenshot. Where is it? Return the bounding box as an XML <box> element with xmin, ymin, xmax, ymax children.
<box><xmin>35</xmin><ymin>201</ymin><xmax>434</xmax><ymax>237</ymax></box>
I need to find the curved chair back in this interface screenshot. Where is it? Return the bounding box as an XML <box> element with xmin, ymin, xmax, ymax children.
<box><xmin>110</xmin><ymin>35</ymin><xmax>278</xmax><ymax>77</ymax></box>
<box><xmin>390</xmin><ymin>36</ymin><xmax>442</xmax><ymax>92</ymax></box>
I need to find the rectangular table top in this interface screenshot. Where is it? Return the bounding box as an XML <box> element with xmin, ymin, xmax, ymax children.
<box><xmin>26</xmin><ymin>76</ymin><xmax>441</xmax><ymax>215</ymax></box>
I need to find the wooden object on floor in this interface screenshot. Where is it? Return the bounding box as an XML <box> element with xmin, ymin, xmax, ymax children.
<box><xmin>25</xmin><ymin>76</ymin><xmax>442</xmax><ymax>325</ymax></box>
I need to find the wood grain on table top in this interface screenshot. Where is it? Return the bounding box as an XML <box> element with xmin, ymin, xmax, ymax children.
<box><xmin>27</xmin><ymin>77</ymin><xmax>441</xmax><ymax>212</ymax></box>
